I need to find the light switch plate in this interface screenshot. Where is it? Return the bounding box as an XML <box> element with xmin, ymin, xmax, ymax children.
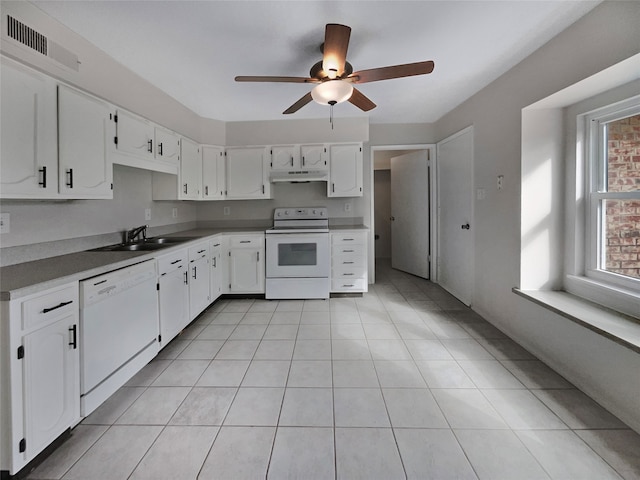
<box><xmin>223</xmin><ymin>206</ymin><xmax>231</xmax><ymax>216</ymax></box>
<box><xmin>0</xmin><ymin>213</ymin><xmax>10</xmax><ymax>234</ymax></box>
<box><xmin>172</xmin><ymin>208</ymin><xmax>178</xmax><ymax>218</ymax></box>
<box><xmin>145</xmin><ymin>208</ymin><xmax>151</xmax><ymax>221</ymax></box>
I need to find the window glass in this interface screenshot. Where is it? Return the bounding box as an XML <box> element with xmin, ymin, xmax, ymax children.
<box><xmin>606</xmin><ymin>115</ymin><xmax>640</xmax><ymax>193</ymax></box>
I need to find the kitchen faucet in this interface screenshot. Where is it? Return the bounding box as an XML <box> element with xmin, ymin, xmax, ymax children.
<box><xmin>126</xmin><ymin>225</ymin><xmax>148</xmax><ymax>243</ymax></box>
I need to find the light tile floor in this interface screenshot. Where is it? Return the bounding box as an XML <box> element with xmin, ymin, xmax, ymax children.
<box><xmin>27</xmin><ymin>262</ymin><xmax>640</xmax><ymax>480</ymax></box>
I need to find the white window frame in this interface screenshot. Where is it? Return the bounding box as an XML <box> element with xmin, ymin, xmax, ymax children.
<box><xmin>567</xmin><ymin>95</ymin><xmax>640</xmax><ymax>316</ymax></box>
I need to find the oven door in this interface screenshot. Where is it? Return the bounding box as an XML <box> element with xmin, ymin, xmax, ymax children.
<box><xmin>266</xmin><ymin>233</ymin><xmax>329</xmax><ymax>278</ymax></box>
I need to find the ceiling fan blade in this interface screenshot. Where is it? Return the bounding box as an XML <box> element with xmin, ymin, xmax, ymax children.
<box><xmin>349</xmin><ymin>87</ymin><xmax>376</xmax><ymax>112</ymax></box>
<box><xmin>323</xmin><ymin>24</ymin><xmax>351</xmax><ymax>77</ymax></box>
<box><xmin>235</xmin><ymin>76</ymin><xmax>320</xmax><ymax>84</ymax></box>
<box><xmin>283</xmin><ymin>92</ymin><xmax>313</xmax><ymax>114</ymax></box>
<box><xmin>350</xmin><ymin>60</ymin><xmax>434</xmax><ymax>84</ymax></box>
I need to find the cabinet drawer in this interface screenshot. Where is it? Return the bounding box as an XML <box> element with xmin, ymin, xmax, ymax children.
<box><xmin>157</xmin><ymin>250</ymin><xmax>188</xmax><ymax>276</ymax></box>
<box><xmin>332</xmin><ymin>266</ymin><xmax>367</xmax><ymax>280</ymax></box>
<box><xmin>331</xmin><ymin>233</ymin><xmax>366</xmax><ymax>246</ymax></box>
<box><xmin>188</xmin><ymin>242</ymin><xmax>210</xmax><ymax>261</ymax></box>
<box><xmin>22</xmin><ymin>284</ymin><xmax>78</xmax><ymax>331</ymax></box>
<box><xmin>332</xmin><ymin>254</ymin><xmax>366</xmax><ymax>268</ymax></box>
<box><xmin>331</xmin><ymin>278</ymin><xmax>367</xmax><ymax>292</ymax></box>
<box><xmin>332</xmin><ymin>245</ymin><xmax>365</xmax><ymax>256</ymax></box>
<box><xmin>229</xmin><ymin>235</ymin><xmax>264</xmax><ymax>248</ymax></box>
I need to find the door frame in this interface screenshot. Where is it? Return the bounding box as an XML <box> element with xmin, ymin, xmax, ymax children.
<box><xmin>436</xmin><ymin>125</ymin><xmax>475</xmax><ymax>306</ymax></box>
<box><xmin>370</xmin><ymin>144</ymin><xmax>437</xmax><ymax>284</ymax></box>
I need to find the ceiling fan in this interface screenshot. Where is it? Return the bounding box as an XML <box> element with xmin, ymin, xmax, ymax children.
<box><xmin>235</xmin><ymin>24</ymin><xmax>435</xmax><ymax>115</ymax></box>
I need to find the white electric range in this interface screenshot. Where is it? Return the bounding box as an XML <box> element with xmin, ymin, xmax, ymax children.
<box><xmin>265</xmin><ymin>207</ymin><xmax>330</xmax><ymax>299</ymax></box>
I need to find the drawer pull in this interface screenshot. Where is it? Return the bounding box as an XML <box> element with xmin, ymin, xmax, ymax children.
<box><xmin>93</xmin><ymin>279</ymin><xmax>108</xmax><ymax>286</ymax></box>
<box><xmin>343</xmin><ymin>249</ymin><xmax>354</xmax><ymax>253</ymax></box>
<box><xmin>342</xmin><ymin>238</ymin><xmax>354</xmax><ymax>241</ymax></box>
<box><xmin>42</xmin><ymin>300</ymin><xmax>73</xmax><ymax>314</ymax></box>
<box><xmin>240</xmin><ymin>240</ymin><xmax>251</xmax><ymax>243</ymax></box>
<box><xmin>343</xmin><ymin>273</ymin><xmax>354</xmax><ymax>276</ymax></box>
<box><xmin>213</xmin><ymin>243</ymin><xmax>221</xmax><ymax>247</ymax></box>
<box><xmin>343</xmin><ymin>261</ymin><xmax>354</xmax><ymax>264</ymax></box>
<box><xmin>197</xmin><ymin>249</ymin><xmax>206</xmax><ymax>254</ymax></box>
<box><xmin>342</xmin><ymin>284</ymin><xmax>355</xmax><ymax>287</ymax></box>
<box><xmin>170</xmin><ymin>259</ymin><xmax>181</xmax><ymax>265</ymax></box>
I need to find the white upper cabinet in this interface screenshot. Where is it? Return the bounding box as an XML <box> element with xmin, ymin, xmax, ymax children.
<box><xmin>58</xmin><ymin>85</ymin><xmax>113</xmax><ymax>198</ymax></box>
<box><xmin>202</xmin><ymin>145</ymin><xmax>226</xmax><ymax>200</ymax></box>
<box><xmin>328</xmin><ymin>143</ymin><xmax>363</xmax><ymax>197</ymax></box>
<box><xmin>270</xmin><ymin>145</ymin><xmax>299</xmax><ymax>171</ymax></box>
<box><xmin>114</xmin><ymin>110</ymin><xmax>155</xmax><ymax>161</ymax></box>
<box><xmin>179</xmin><ymin>137</ymin><xmax>202</xmax><ymax>200</ymax></box>
<box><xmin>300</xmin><ymin>144</ymin><xmax>328</xmax><ymax>170</ymax></box>
<box><xmin>0</xmin><ymin>57</ymin><xmax>58</xmax><ymax>198</ymax></box>
<box><xmin>226</xmin><ymin>147</ymin><xmax>271</xmax><ymax>199</ymax></box>
<box><xmin>154</xmin><ymin>127</ymin><xmax>180</xmax><ymax>168</ymax></box>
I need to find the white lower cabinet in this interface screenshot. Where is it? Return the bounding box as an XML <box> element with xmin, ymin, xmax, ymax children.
<box><xmin>331</xmin><ymin>231</ymin><xmax>368</xmax><ymax>293</ymax></box>
<box><xmin>228</xmin><ymin>234</ymin><xmax>265</xmax><ymax>293</ymax></box>
<box><xmin>188</xmin><ymin>242</ymin><xmax>211</xmax><ymax>319</ymax></box>
<box><xmin>1</xmin><ymin>283</ymin><xmax>80</xmax><ymax>476</ymax></box>
<box><xmin>210</xmin><ymin>237</ymin><xmax>227</xmax><ymax>301</ymax></box>
<box><xmin>157</xmin><ymin>249</ymin><xmax>190</xmax><ymax>348</ymax></box>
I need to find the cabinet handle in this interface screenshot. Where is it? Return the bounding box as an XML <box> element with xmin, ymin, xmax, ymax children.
<box><xmin>170</xmin><ymin>259</ymin><xmax>181</xmax><ymax>265</ymax></box>
<box><xmin>214</xmin><ymin>243</ymin><xmax>220</xmax><ymax>247</ymax></box>
<box><xmin>69</xmin><ymin>325</ymin><xmax>77</xmax><ymax>349</ymax></box>
<box><xmin>343</xmin><ymin>284</ymin><xmax>355</xmax><ymax>287</ymax></box>
<box><xmin>343</xmin><ymin>261</ymin><xmax>354</xmax><ymax>264</ymax></box>
<box><xmin>302</xmin><ymin>156</ymin><xmax>305</xmax><ymax>166</ymax></box>
<box><xmin>42</xmin><ymin>300</ymin><xmax>73</xmax><ymax>314</ymax></box>
<box><xmin>184</xmin><ymin>271</ymin><xmax>189</xmax><ymax>284</ymax></box>
<box><xmin>193</xmin><ymin>266</ymin><xmax>197</xmax><ymax>279</ymax></box>
<box><xmin>343</xmin><ymin>249</ymin><xmax>354</xmax><ymax>253</ymax></box>
<box><xmin>205</xmin><ymin>185</ymin><xmax>209</xmax><ymax>196</ymax></box>
<box><xmin>291</xmin><ymin>156</ymin><xmax>294</xmax><ymax>166</ymax></box>
<box><xmin>213</xmin><ymin>257</ymin><xmax>216</xmax><ymax>268</ymax></box>
<box><xmin>257</xmin><ymin>251</ymin><xmax>260</xmax><ymax>262</ymax></box>
<box><xmin>158</xmin><ymin>142</ymin><xmax>163</xmax><ymax>156</ymax></box>
<box><xmin>66</xmin><ymin>169</ymin><xmax>74</xmax><ymax>188</ymax></box>
<box><xmin>343</xmin><ymin>238</ymin><xmax>355</xmax><ymax>241</ymax></box>
<box><xmin>240</xmin><ymin>240</ymin><xmax>251</xmax><ymax>243</ymax></box>
<box><xmin>343</xmin><ymin>273</ymin><xmax>354</xmax><ymax>276</ymax></box>
<box><xmin>184</xmin><ymin>184</ymin><xmax>188</xmax><ymax>194</ymax></box>
<box><xmin>38</xmin><ymin>166</ymin><xmax>47</xmax><ymax>188</ymax></box>
<box><xmin>148</xmin><ymin>139</ymin><xmax>153</xmax><ymax>153</ymax></box>
<box><xmin>198</xmin><ymin>249</ymin><xmax>206</xmax><ymax>254</ymax></box>
<box><xmin>262</xmin><ymin>184</ymin><xmax>265</xmax><ymax>194</ymax></box>
<box><xmin>332</xmin><ymin>183</ymin><xmax>335</xmax><ymax>193</ymax></box>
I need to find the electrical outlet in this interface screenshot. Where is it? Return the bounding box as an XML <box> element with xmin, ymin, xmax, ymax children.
<box><xmin>476</xmin><ymin>188</ymin><xmax>486</xmax><ymax>200</ymax></box>
<box><xmin>172</xmin><ymin>207</ymin><xmax>178</xmax><ymax>218</ymax></box>
<box><xmin>224</xmin><ymin>206</ymin><xmax>231</xmax><ymax>216</ymax></box>
<box><xmin>144</xmin><ymin>208</ymin><xmax>151</xmax><ymax>221</ymax></box>
<box><xmin>344</xmin><ymin>203</ymin><xmax>351</xmax><ymax>212</ymax></box>
<box><xmin>0</xmin><ymin>213</ymin><xmax>9</xmax><ymax>234</ymax></box>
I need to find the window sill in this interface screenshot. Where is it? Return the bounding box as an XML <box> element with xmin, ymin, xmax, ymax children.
<box><xmin>512</xmin><ymin>288</ymin><xmax>640</xmax><ymax>354</ymax></box>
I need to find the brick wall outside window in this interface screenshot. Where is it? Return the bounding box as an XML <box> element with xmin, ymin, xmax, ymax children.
<box><xmin>605</xmin><ymin>114</ymin><xmax>640</xmax><ymax>279</ymax></box>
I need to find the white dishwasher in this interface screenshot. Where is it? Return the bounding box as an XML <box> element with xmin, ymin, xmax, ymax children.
<box><xmin>80</xmin><ymin>259</ymin><xmax>159</xmax><ymax>416</ymax></box>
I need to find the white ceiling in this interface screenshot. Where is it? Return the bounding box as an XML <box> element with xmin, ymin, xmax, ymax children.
<box><xmin>32</xmin><ymin>1</ymin><xmax>600</xmax><ymax>124</ymax></box>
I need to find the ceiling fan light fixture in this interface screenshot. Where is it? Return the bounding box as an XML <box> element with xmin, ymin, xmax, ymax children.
<box><xmin>311</xmin><ymin>79</ymin><xmax>353</xmax><ymax>106</ymax></box>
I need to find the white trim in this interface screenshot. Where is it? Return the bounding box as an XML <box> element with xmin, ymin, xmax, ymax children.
<box><xmin>370</xmin><ymin>144</ymin><xmax>437</xmax><ymax>283</ymax></box>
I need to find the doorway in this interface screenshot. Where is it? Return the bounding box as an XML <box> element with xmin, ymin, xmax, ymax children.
<box><xmin>371</xmin><ymin>145</ymin><xmax>436</xmax><ymax>283</ymax></box>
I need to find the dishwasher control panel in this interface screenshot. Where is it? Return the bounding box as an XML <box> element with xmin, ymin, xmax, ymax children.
<box><xmin>80</xmin><ymin>260</ymin><xmax>156</xmax><ymax>306</ymax></box>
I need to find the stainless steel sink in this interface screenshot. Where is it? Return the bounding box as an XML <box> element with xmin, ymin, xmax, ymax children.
<box><xmin>91</xmin><ymin>236</ymin><xmax>194</xmax><ymax>252</ymax></box>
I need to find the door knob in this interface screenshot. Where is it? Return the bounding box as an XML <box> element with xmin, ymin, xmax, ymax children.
<box><xmin>461</xmin><ymin>223</ymin><xmax>470</xmax><ymax>230</ymax></box>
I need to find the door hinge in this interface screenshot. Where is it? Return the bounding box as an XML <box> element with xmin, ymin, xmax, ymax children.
<box><xmin>158</xmin><ymin>334</ymin><xmax>162</xmax><ymax>343</ymax></box>
<box><xmin>229</xmin><ymin>283</ymin><xmax>231</xmax><ymax>289</ymax></box>
<box><xmin>19</xmin><ymin>438</ymin><xmax>26</xmax><ymax>453</ymax></box>
<box><xmin>17</xmin><ymin>345</ymin><xmax>24</xmax><ymax>360</ymax></box>
<box><xmin>228</xmin><ymin>252</ymin><xmax>231</xmax><ymax>257</ymax></box>
<box><xmin>113</xmin><ymin>114</ymin><xmax>118</xmax><ymax>123</ymax></box>
<box><xmin>156</xmin><ymin>283</ymin><xmax>160</xmax><ymax>291</ymax></box>
<box><xmin>111</xmin><ymin>183</ymin><xmax>114</xmax><ymax>190</ymax></box>
<box><xmin>114</xmin><ymin>136</ymin><xmax>118</xmax><ymax>145</ymax></box>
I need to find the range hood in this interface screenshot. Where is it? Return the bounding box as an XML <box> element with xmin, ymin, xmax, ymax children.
<box><xmin>269</xmin><ymin>170</ymin><xmax>329</xmax><ymax>183</ymax></box>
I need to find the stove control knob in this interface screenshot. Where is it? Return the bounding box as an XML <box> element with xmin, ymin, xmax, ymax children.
<box><xmin>311</xmin><ymin>209</ymin><xmax>317</xmax><ymax>215</ymax></box>
<box><xmin>284</xmin><ymin>210</ymin><xmax>290</xmax><ymax>216</ymax></box>
<box><xmin>320</xmin><ymin>210</ymin><xmax>325</xmax><ymax>216</ymax></box>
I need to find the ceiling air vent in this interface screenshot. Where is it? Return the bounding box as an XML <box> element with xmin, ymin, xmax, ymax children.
<box><xmin>6</xmin><ymin>15</ymin><xmax>79</xmax><ymax>72</ymax></box>
<box><xmin>7</xmin><ymin>15</ymin><xmax>47</xmax><ymax>56</ymax></box>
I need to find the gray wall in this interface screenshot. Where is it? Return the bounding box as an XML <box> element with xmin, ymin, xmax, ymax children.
<box><xmin>432</xmin><ymin>1</ymin><xmax>640</xmax><ymax>431</ymax></box>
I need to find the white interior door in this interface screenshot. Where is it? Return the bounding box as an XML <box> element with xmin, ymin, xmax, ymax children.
<box><xmin>437</xmin><ymin>127</ymin><xmax>474</xmax><ymax>305</ymax></box>
<box><xmin>391</xmin><ymin>150</ymin><xmax>430</xmax><ymax>278</ymax></box>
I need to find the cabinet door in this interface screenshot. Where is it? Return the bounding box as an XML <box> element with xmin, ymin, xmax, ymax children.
<box><xmin>158</xmin><ymin>267</ymin><xmax>189</xmax><ymax>347</ymax></box>
<box><xmin>328</xmin><ymin>144</ymin><xmax>363</xmax><ymax>197</ymax></box>
<box><xmin>189</xmin><ymin>256</ymin><xmax>210</xmax><ymax>319</ymax></box>
<box><xmin>0</xmin><ymin>58</ymin><xmax>58</xmax><ymax>198</ymax></box>
<box><xmin>180</xmin><ymin>137</ymin><xmax>201</xmax><ymax>200</ymax></box>
<box><xmin>58</xmin><ymin>86</ymin><xmax>113</xmax><ymax>198</ymax></box>
<box><xmin>301</xmin><ymin>144</ymin><xmax>327</xmax><ymax>170</ymax></box>
<box><xmin>155</xmin><ymin>127</ymin><xmax>180</xmax><ymax>166</ymax></box>
<box><xmin>229</xmin><ymin>248</ymin><xmax>264</xmax><ymax>293</ymax></box>
<box><xmin>202</xmin><ymin>146</ymin><xmax>225</xmax><ymax>200</ymax></box>
<box><xmin>270</xmin><ymin>145</ymin><xmax>299</xmax><ymax>171</ymax></box>
<box><xmin>115</xmin><ymin>110</ymin><xmax>155</xmax><ymax>160</ymax></box>
<box><xmin>210</xmin><ymin>241</ymin><xmax>223</xmax><ymax>301</ymax></box>
<box><xmin>226</xmin><ymin>147</ymin><xmax>270</xmax><ymax>199</ymax></box>
<box><xmin>23</xmin><ymin>314</ymin><xmax>79</xmax><ymax>460</ymax></box>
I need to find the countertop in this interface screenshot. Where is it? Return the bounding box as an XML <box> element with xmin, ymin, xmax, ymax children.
<box><xmin>0</xmin><ymin>225</ymin><xmax>368</xmax><ymax>300</ymax></box>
